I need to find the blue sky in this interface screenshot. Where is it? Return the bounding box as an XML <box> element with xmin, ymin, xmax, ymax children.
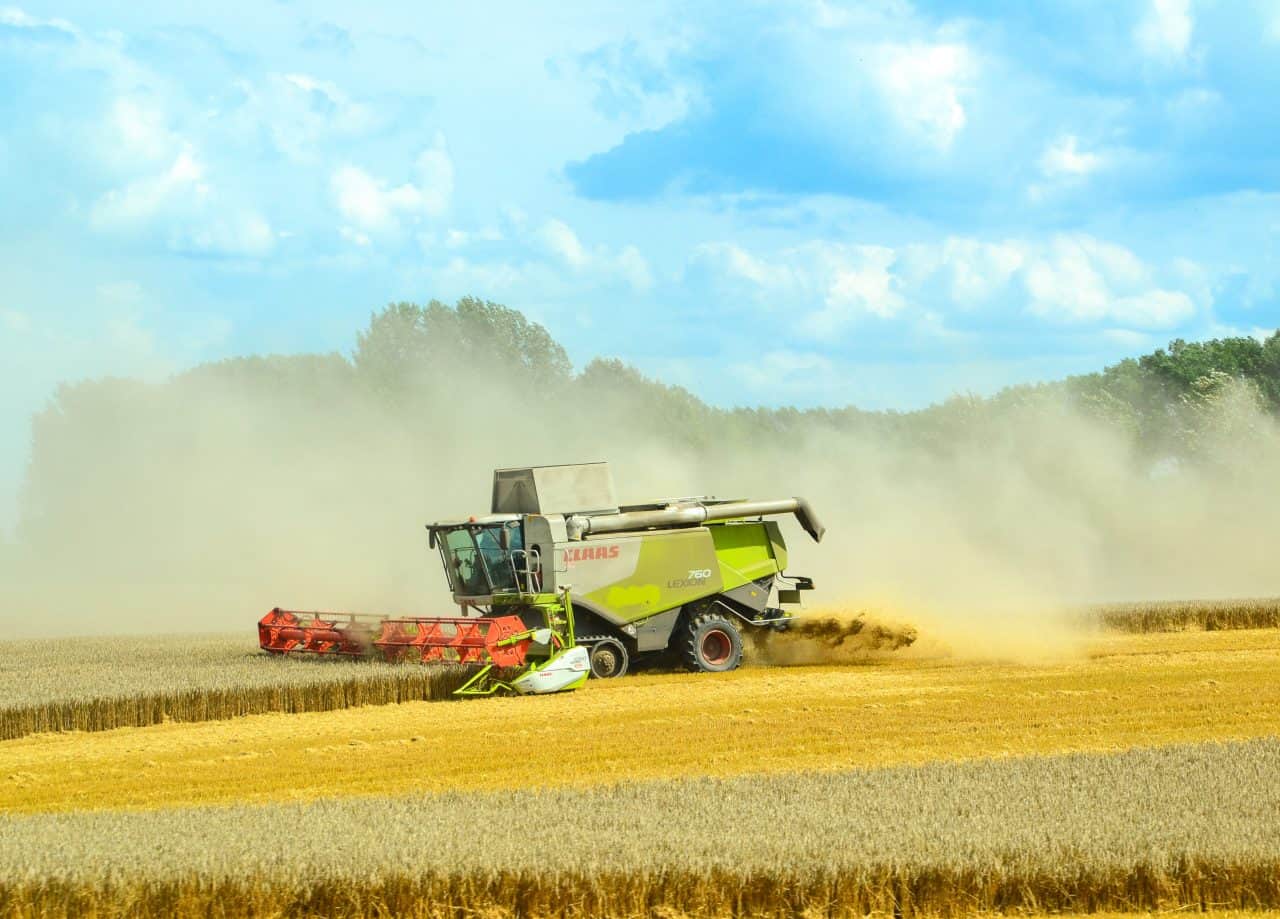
<box><xmin>2</xmin><ymin>0</ymin><xmax>1279</xmax><ymax>529</ymax></box>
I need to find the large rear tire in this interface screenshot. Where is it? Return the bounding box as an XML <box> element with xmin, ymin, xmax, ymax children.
<box><xmin>680</xmin><ymin>611</ymin><xmax>743</xmax><ymax>673</ymax></box>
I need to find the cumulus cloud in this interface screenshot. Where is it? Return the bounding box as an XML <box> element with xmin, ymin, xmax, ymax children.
<box><xmin>536</xmin><ymin>218</ymin><xmax>653</xmax><ymax>290</ymax></box>
<box><xmin>925</xmin><ymin>238</ymin><xmax>1028</xmax><ymax>306</ymax></box>
<box><xmin>332</xmin><ymin>136</ymin><xmax>453</xmax><ymax>239</ymax></box>
<box><xmin>1135</xmin><ymin>0</ymin><xmax>1194</xmax><ymax>63</ymax></box>
<box><xmin>0</xmin><ymin>6</ymin><xmax>76</xmax><ymax>35</ymax></box>
<box><xmin>236</xmin><ymin>73</ymin><xmax>377</xmax><ymax>162</ymax></box>
<box><xmin>100</xmin><ymin>97</ymin><xmax>181</xmax><ymax>166</ymax></box>
<box><xmin>1039</xmin><ymin>135</ymin><xmax>1104</xmax><ymax>178</ymax></box>
<box><xmin>1018</xmin><ymin>237</ymin><xmax>1194</xmax><ymax>328</ymax></box>
<box><xmin>691</xmin><ymin>233</ymin><xmax>1203</xmax><ymax>337</ymax></box>
<box><xmin>540</xmin><ymin>219</ymin><xmax>589</xmax><ymax>267</ymax></box>
<box><xmin>694</xmin><ymin>241</ymin><xmax>908</xmax><ymax>332</ymax></box>
<box><xmin>690</xmin><ymin>243</ymin><xmax>796</xmax><ymax>290</ymax></box>
<box><xmin>810</xmin><ymin>245</ymin><xmax>906</xmax><ymax>331</ymax></box>
<box><xmin>870</xmin><ymin>42</ymin><xmax>972</xmax><ymax>152</ymax></box>
<box><xmin>92</xmin><ymin>148</ymin><xmax>210</xmax><ymax>225</ymax></box>
<box><xmin>90</xmin><ymin>147</ymin><xmax>274</xmax><ymax>257</ymax></box>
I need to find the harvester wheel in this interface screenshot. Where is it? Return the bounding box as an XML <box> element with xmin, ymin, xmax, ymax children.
<box><xmin>680</xmin><ymin>611</ymin><xmax>743</xmax><ymax>673</ymax></box>
<box><xmin>588</xmin><ymin>638</ymin><xmax>629</xmax><ymax>679</ymax></box>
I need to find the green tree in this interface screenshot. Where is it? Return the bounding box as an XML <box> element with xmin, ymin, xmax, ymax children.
<box><xmin>353</xmin><ymin>298</ymin><xmax>571</xmax><ymax>400</ymax></box>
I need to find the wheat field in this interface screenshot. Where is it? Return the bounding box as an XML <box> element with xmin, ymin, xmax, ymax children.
<box><xmin>0</xmin><ymin>634</ymin><xmax>472</xmax><ymax>740</ymax></box>
<box><xmin>1091</xmin><ymin>597</ymin><xmax>1280</xmax><ymax>632</ymax></box>
<box><xmin>2</xmin><ymin>739</ymin><xmax>1279</xmax><ymax>917</ymax></box>
<box><xmin>3</xmin><ymin>607</ymin><xmax>1280</xmax><ymax>917</ymax></box>
<box><xmin>3</xmin><ymin>627</ymin><xmax>1278</xmax><ymax>813</ymax></box>
<box><xmin>2</xmin><ymin>601</ymin><xmax>1269</xmax><ymax>747</ymax></box>
<box><xmin>1</xmin><ymin>598</ymin><xmax>1274</xmax><ymax>743</ymax></box>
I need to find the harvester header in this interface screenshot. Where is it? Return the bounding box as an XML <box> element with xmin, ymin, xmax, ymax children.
<box><xmin>260</xmin><ymin>462</ymin><xmax>823</xmax><ymax>695</ymax></box>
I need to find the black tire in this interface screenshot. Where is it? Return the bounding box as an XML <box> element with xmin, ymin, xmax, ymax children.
<box><xmin>588</xmin><ymin>638</ymin><xmax>629</xmax><ymax>679</ymax></box>
<box><xmin>680</xmin><ymin>611</ymin><xmax>743</xmax><ymax>673</ymax></box>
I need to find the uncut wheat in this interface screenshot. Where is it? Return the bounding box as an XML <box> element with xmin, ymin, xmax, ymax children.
<box><xmin>2</xmin><ymin>738</ymin><xmax>1279</xmax><ymax>917</ymax></box>
<box><xmin>0</xmin><ymin>634</ymin><xmax>469</xmax><ymax>740</ymax></box>
<box><xmin>1091</xmin><ymin>597</ymin><xmax>1280</xmax><ymax>632</ymax></box>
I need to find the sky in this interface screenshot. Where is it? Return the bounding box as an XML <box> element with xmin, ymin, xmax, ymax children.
<box><xmin>1</xmin><ymin>0</ymin><xmax>1279</xmax><ymax>531</ymax></box>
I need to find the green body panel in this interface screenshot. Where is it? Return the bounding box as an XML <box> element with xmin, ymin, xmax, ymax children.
<box><xmin>580</xmin><ymin>528</ymin><xmax>722</xmax><ymax>623</ymax></box>
<box><xmin>576</xmin><ymin>522</ymin><xmax>784</xmax><ymax>626</ymax></box>
<box><xmin>710</xmin><ymin>522</ymin><xmax>783</xmax><ymax>590</ymax></box>
<box><xmin>764</xmin><ymin>520</ymin><xmax>787</xmax><ymax>571</ymax></box>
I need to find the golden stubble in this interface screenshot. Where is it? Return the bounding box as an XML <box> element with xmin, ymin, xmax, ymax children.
<box><xmin>3</xmin><ymin>627</ymin><xmax>1278</xmax><ymax>814</ymax></box>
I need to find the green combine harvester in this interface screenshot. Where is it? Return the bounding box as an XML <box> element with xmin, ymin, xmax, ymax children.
<box><xmin>259</xmin><ymin>462</ymin><xmax>823</xmax><ymax>695</ymax></box>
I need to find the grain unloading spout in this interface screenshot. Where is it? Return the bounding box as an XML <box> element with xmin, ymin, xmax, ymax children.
<box><xmin>567</xmin><ymin>496</ymin><xmax>825</xmax><ymax>543</ymax></box>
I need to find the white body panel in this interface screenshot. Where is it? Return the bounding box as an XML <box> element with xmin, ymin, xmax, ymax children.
<box><xmin>511</xmin><ymin>646</ymin><xmax>590</xmax><ymax>694</ymax></box>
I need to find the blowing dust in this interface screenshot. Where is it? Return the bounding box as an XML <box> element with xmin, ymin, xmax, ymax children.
<box><xmin>3</xmin><ymin>349</ymin><xmax>1280</xmax><ymax>663</ymax></box>
<box><xmin>749</xmin><ymin>610</ymin><xmax>918</xmax><ymax>667</ymax></box>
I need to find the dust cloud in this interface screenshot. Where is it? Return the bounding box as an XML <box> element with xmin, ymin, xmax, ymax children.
<box><xmin>749</xmin><ymin>611</ymin><xmax>917</xmax><ymax>667</ymax></box>
<box><xmin>3</xmin><ymin>348</ymin><xmax>1280</xmax><ymax>661</ymax></box>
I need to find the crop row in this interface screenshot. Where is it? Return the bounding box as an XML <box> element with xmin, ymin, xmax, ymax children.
<box><xmin>1</xmin><ymin>738</ymin><xmax>1278</xmax><ymax>917</ymax></box>
<box><xmin>1090</xmin><ymin>597</ymin><xmax>1280</xmax><ymax>632</ymax></box>
<box><xmin>0</xmin><ymin>635</ymin><xmax>470</xmax><ymax>741</ymax></box>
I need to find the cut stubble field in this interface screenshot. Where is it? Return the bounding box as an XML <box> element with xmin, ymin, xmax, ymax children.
<box><xmin>4</xmin><ymin>627</ymin><xmax>1279</xmax><ymax>814</ymax></box>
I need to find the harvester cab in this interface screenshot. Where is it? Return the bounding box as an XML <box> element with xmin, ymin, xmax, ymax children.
<box><xmin>259</xmin><ymin>462</ymin><xmax>823</xmax><ymax>696</ymax></box>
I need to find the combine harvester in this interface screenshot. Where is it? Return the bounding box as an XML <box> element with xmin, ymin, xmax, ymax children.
<box><xmin>259</xmin><ymin>463</ymin><xmax>823</xmax><ymax>696</ymax></box>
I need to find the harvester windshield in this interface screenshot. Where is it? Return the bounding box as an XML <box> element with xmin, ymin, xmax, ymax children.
<box><xmin>438</xmin><ymin>521</ymin><xmax>527</xmax><ymax>596</ymax></box>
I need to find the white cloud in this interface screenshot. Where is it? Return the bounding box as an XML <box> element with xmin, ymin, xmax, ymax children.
<box><xmin>920</xmin><ymin>238</ymin><xmax>1027</xmax><ymax>306</ymax></box>
<box><xmin>91</xmin><ymin>148</ymin><xmax>209</xmax><ymax>225</ymax></box>
<box><xmin>183</xmin><ymin>213</ymin><xmax>276</xmax><ymax>258</ymax></box>
<box><xmin>102</xmin><ymin>97</ymin><xmax>180</xmax><ymax>165</ymax></box>
<box><xmin>89</xmin><ymin>148</ymin><xmax>274</xmax><ymax>257</ymax></box>
<box><xmin>236</xmin><ymin>74</ymin><xmax>377</xmax><ymax>162</ymax></box>
<box><xmin>690</xmin><ymin>242</ymin><xmax>795</xmax><ymax>290</ymax></box>
<box><xmin>692</xmin><ymin>233</ymin><xmax>1202</xmax><ymax>336</ymax></box>
<box><xmin>569</xmin><ymin>35</ymin><xmax>696</xmax><ymax>133</ymax></box>
<box><xmin>444</xmin><ymin>227</ymin><xmax>504</xmax><ymax>249</ymax></box>
<box><xmin>822</xmin><ymin>245</ymin><xmax>904</xmax><ymax>321</ymax></box>
<box><xmin>332</xmin><ymin>136</ymin><xmax>453</xmax><ymax>239</ymax></box>
<box><xmin>614</xmin><ymin>245</ymin><xmax>654</xmax><ymax>290</ymax></box>
<box><xmin>1024</xmin><ymin>236</ymin><xmax>1190</xmax><ymax>329</ymax></box>
<box><xmin>86</xmin><ymin>87</ymin><xmax>276</xmax><ymax>258</ymax></box>
<box><xmin>693</xmin><ymin>241</ymin><xmax>906</xmax><ymax>327</ymax></box>
<box><xmin>536</xmin><ymin>218</ymin><xmax>653</xmax><ymax>290</ymax></box>
<box><xmin>1135</xmin><ymin>0</ymin><xmax>1193</xmax><ymax>62</ymax></box>
<box><xmin>1039</xmin><ymin>135</ymin><xmax>1104</xmax><ymax>178</ymax></box>
<box><xmin>539</xmin><ymin>219</ymin><xmax>588</xmax><ymax>267</ymax></box>
<box><xmin>871</xmin><ymin>42</ymin><xmax>972</xmax><ymax>151</ymax></box>
<box><xmin>1112</xmin><ymin>290</ymin><xmax>1196</xmax><ymax>328</ymax></box>
<box><xmin>0</xmin><ymin>7</ymin><xmax>76</xmax><ymax>34</ymax></box>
